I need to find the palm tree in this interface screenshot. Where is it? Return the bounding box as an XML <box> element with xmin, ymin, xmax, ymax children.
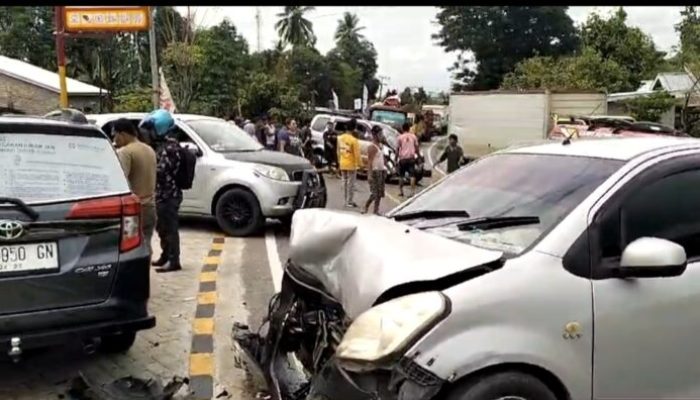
<box><xmin>334</xmin><ymin>12</ymin><xmax>365</xmax><ymax>43</ymax></box>
<box><xmin>275</xmin><ymin>6</ymin><xmax>316</xmax><ymax>48</ymax></box>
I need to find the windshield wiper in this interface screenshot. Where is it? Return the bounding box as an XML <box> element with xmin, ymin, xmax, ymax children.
<box><xmin>392</xmin><ymin>209</ymin><xmax>470</xmax><ymax>222</ymax></box>
<box><xmin>457</xmin><ymin>216</ymin><xmax>540</xmax><ymax>231</ymax></box>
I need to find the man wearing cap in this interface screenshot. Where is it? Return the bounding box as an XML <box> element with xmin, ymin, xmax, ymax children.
<box><xmin>112</xmin><ymin>118</ymin><xmax>157</xmax><ymax>254</ymax></box>
<box><xmin>139</xmin><ymin>110</ymin><xmax>183</xmax><ymax>273</ymax></box>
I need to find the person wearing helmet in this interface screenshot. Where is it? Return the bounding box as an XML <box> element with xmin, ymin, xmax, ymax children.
<box><xmin>139</xmin><ymin>109</ymin><xmax>183</xmax><ymax>273</ymax></box>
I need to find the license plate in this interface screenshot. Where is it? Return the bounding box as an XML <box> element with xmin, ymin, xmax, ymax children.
<box><xmin>0</xmin><ymin>242</ymin><xmax>58</xmax><ymax>274</ymax></box>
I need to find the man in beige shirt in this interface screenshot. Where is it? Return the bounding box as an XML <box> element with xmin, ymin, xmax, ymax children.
<box><xmin>112</xmin><ymin>118</ymin><xmax>157</xmax><ymax>254</ymax></box>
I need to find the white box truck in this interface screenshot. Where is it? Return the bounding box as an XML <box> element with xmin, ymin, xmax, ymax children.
<box><xmin>448</xmin><ymin>90</ymin><xmax>607</xmax><ymax>157</ymax></box>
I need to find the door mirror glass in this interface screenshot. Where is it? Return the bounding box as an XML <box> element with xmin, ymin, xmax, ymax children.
<box><xmin>181</xmin><ymin>142</ymin><xmax>203</xmax><ymax>157</ymax></box>
<box><xmin>618</xmin><ymin>237</ymin><xmax>687</xmax><ymax>278</ymax></box>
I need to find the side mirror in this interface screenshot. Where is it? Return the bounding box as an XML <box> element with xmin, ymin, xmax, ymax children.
<box><xmin>182</xmin><ymin>142</ymin><xmax>203</xmax><ymax>157</ymax></box>
<box><xmin>616</xmin><ymin>237</ymin><xmax>687</xmax><ymax>278</ymax></box>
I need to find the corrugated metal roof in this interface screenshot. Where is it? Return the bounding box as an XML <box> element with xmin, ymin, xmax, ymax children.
<box><xmin>638</xmin><ymin>80</ymin><xmax>654</xmax><ymax>92</ymax></box>
<box><xmin>0</xmin><ymin>55</ymin><xmax>107</xmax><ymax>95</ymax></box>
<box><xmin>654</xmin><ymin>72</ymin><xmax>694</xmax><ymax>93</ymax></box>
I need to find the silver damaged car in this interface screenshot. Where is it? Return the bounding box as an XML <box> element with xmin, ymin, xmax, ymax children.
<box><xmin>234</xmin><ymin>136</ymin><xmax>700</xmax><ymax>400</ymax></box>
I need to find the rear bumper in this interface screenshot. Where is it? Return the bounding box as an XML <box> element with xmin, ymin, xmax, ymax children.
<box><xmin>0</xmin><ymin>251</ymin><xmax>154</xmax><ymax>351</ymax></box>
<box><xmin>0</xmin><ymin>315</ymin><xmax>155</xmax><ymax>350</ymax></box>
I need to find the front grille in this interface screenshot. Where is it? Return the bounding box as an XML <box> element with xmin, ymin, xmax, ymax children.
<box><xmin>397</xmin><ymin>358</ymin><xmax>443</xmax><ymax>386</ymax></box>
<box><xmin>292</xmin><ymin>170</ymin><xmax>305</xmax><ymax>182</ymax></box>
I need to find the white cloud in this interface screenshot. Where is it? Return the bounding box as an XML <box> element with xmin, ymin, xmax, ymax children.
<box><xmin>178</xmin><ymin>6</ymin><xmax>684</xmax><ymax>95</ymax></box>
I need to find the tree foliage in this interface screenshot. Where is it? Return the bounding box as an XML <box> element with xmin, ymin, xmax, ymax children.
<box><xmin>0</xmin><ymin>7</ymin><xmax>380</xmax><ymax>119</ymax></box>
<box><xmin>275</xmin><ymin>6</ymin><xmax>316</xmax><ymax>49</ymax></box>
<box><xmin>623</xmin><ymin>91</ymin><xmax>677</xmax><ymax>122</ymax></box>
<box><xmin>580</xmin><ymin>7</ymin><xmax>664</xmax><ymax>91</ymax></box>
<box><xmin>502</xmin><ymin>47</ymin><xmax>631</xmax><ymax>92</ymax></box>
<box><xmin>433</xmin><ymin>6</ymin><xmax>579</xmax><ymax>90</ymax></box>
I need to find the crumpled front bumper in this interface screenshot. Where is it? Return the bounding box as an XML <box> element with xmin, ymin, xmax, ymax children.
<box><xmin>293</xmin><ymin>170</ymin><xmax>327</xmax><ymax>210</ymax></box>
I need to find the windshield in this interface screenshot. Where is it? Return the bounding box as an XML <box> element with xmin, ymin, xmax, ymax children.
<box><xmin>186</xmin><ymin>119</ymin><xmax>263</xmax><ymax>152</ymax></box>
<box><xmin>371</xmin><ymin>110</ymin><xmax>406</xmax><ymax>126</ymax></box>
<box><xmin>0</xmin><ymin>133</ymin><xmax>129</xmax><ymax>204</ymax></box>
<box><xmin>395</xmin><ymin>153</ymin><xmax>623</xmax><ymax>254</ymax></box>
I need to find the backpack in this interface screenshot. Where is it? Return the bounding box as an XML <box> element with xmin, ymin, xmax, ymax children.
<box><xmin>176</xmin><ymin>146</ymin><xmax>197</xmax><ymax>190</ymax></box>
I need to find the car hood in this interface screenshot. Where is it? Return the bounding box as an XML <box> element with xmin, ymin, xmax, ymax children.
<box><xmin>223</xmin><ymin>150</ymin><xmax>311</xmax><ymax>174</ymax></box>
<box><xmin>288</xmin><ymin>209</ymin><xmax>504</xmax><ymax>319</ymax></box>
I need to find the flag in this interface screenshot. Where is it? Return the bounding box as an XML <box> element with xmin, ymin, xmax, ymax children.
<box><xmin>159</xmin><ymin>67</ymin><xmax>177</xmax><ymax>113</ymax></box>
<box><xmin>331</xmin><ymin>90</ymin><xmax>339</xmax><ymax>110</ymax></box>
<box><xmin>362</xmin><ymin>85</ymin><xmax>368</xmax><ymax>112</ymax></box>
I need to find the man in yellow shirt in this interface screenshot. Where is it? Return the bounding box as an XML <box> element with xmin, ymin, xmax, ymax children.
<box><xmin>337</xmin><ymin>118</ymin><xmax>362</xmax><ymax>208</ymax></box>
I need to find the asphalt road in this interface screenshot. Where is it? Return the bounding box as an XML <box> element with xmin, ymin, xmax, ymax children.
<box><xmin>0</xmin><ymin>140</ymin><xmax>446</xmax><ymax>400</ymax></box>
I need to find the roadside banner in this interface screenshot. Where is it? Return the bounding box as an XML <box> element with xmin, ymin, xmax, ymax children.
<box><xmin>331</xmin><ymin>90</ymin><xmax>339</xmax><ymax>110</ymax></box>
<box><xmin>159</xmin><ymin>67</ymin><xmax>177</xmax><ymax>112</ymax></box>
<box><xmin>362</xmin><ymin>85</ymin><xmax>368</xmax><ymax>112</ymax></box>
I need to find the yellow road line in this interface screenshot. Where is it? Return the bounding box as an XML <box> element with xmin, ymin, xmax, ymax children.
<box><xmin>189</xmin><ymin>237</ymin><xmax>226</xmax><ymax>399</ymax></box>
<box><xmin>193</xmin><ymin>318</ymin><xmax>215</xmax><ymax>335</ymax></box>
<box><xmin>189</xmin><ymin>353</ymin><xmax>214</xmax><ymax>376</ymax></box>
<box><xmin>199</xmin><ymin>271</ymin><xmax>217</xmax><ymax>282</ymax></box>
<box><xmin>197</xmin><ymin>291</ymin><xmax>217</xmax><ymax>305</ymax></box>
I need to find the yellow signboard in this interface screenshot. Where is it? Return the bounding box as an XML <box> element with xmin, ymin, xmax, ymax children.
<box><xmin>64</xmin><ymin>6</ymin><xmax>150</xmax><ymax>32</ymax></box>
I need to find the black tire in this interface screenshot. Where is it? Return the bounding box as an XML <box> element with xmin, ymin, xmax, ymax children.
<box><xmin>99</xmin><ymin>332</ymin><xmax>137</xmax><ymax>354</ymax></box>
<box><xmin>215</xmin><ymin>188</ymin><xmax>264</xmax><ymax>237</ymax></box>
<box><xmin>445</xmin><ymin>371</ymin><xmax>557</xmax><ymax>400</ymax></box>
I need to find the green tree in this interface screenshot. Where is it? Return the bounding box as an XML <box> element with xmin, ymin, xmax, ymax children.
<box><xmin>400</xmin><ymin>87</ymin><xmax>413</xmax><ymax>105</ymax></box>
<box><xmin>433</xmin><ymin>6</ymin><xmax>579</xmax><ymax>90</ymax></box>
<box><xmin>191</xmin><ymin>19</ymin><xmax>250</xmax><ymax>116</ymax></box>
<box><xmin>329</xmin><ymin>13</ymin><xmax>379</xmax><ymax>101</ymax></box>
<box><xmin>581</xmin><ymin>8</ymin><xmax>664</xmax><ymax>91</ymax></box>
<box><xmin>0</xmin><ymin>7</ymin><xmax>55</xmax><ymax>71</ymax></box>
<box><xmin>414</xmin><ymin>87</ymin><xmax>429</xmax><ymax>106</ymax></box>
<box><xmin>501</xmin><ymin>47</ymin><xmax>631</xmax><ymax>92</ymax></box>
<box><xmin>275</xmin><ymin>6</ymin><xmax>316</xmax><ymax>49</ymax></box>
<box><xmin>623</xmin><ymin>91</ymin><xmax>677</xmax><ymax>122</ymax></box>
<box><xmin>334</xmin><ymin>12</ymin><xmax>364</xmax><ymax>43</ymax></box>
<box><xmin>239</xmin><ymin>72</ymin><xmax>303</xmax><ymax>120</ymax></box>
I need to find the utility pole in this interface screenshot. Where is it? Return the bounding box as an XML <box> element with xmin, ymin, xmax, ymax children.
<box><xmin>54</xmin><ymin>6</ymin><xmax>68</xmax><ymax>108</ymax></box>
<box><xmin>377</xmin><ymin>75</ymin><xmax>390</xmax><ymax>99</ymax></box>
<box><xmin>255</xmin><ymin>7</ymin><xmax>262</xmax><ymax>52</ymax></box>
<box><xmin>148</xmin><ymin>6</ymin><xmax>159</xmax><ymax>109</ymax></box>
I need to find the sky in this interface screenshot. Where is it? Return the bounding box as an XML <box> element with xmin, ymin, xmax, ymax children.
<box><xmin>177</xmin><ymin>6</ymin><xmax>685</xmax><ymax>94</ymax></box>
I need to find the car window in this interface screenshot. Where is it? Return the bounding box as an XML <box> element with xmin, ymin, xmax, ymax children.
<box><xmin>599</xmin><ymin>169</ymin><xmax>700</xmax><ymax>259</ymax></box>
<box><xmin>185</xmin><ymin>119</ymin><xmax>262</xmax><ymax>152</ymax></box>
<box><xmin>0</xmin><ymin>132</ymin><xmax>129</xmax><ymax>204</ymax></box>
<box><xmin>173</xmin><ymin>124</ymin><xmax>195</xmax><ymax>144</ymax></box>
<box><xmin>311</xmin><ymin>116</ymin><xmax>330</xmax><ymax>132</ymax></box>
<box><xmin>397</xmin><ymin>153</ymin><xmax>623</xmax><ymax>254</ymax></box>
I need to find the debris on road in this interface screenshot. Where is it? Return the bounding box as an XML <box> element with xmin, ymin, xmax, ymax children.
<box><xmin>66</xmin><ymin>372</ymin><xmax>188</xmax><ymax>400</ymax></box>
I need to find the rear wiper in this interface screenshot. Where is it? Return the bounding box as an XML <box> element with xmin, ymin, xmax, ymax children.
<box><xmin>458</xmin><ymin>216</ymin><xmax>540</xmax><ymax>231</ymax></box>
<box><xmin>392</xmin><ymin>209</ymin><xmax>470</xmax><ymax>222</ymax></box>
<box><xmin>0</xmin><ymin>197</ymin><xmax>39</xmax><ymax>221</ymax></box>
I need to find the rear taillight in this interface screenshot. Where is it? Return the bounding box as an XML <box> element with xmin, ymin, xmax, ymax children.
<box><xmin>68</xmin><ymin>194</ymin><xmax>142</xmax><ymax>253</ymax></box>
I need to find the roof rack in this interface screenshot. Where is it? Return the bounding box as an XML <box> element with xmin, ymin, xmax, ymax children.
<box><xmin>43</xmin><ymin>108</ymin><xmax>89</xmax><ymax>124</ymax></box>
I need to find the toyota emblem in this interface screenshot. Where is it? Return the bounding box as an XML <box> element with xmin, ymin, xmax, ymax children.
<box><xmin>0</xmin><ymin>220</ymin><xmax>24</xmax><ymax>241</ymax></box>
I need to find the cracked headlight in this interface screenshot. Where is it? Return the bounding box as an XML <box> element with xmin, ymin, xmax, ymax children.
<box><xmin>253</xmin><ymin>164</ymin><xmax>290</xmax><ymax>181</ymax></box>
<box><xmin>336</xmin><ymin>291</ymin><xmax>449</xmax><ymax>372</ymax></box>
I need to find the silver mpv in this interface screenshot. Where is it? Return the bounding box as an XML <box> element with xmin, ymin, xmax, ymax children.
<box><xmin>235</xmin><ymin>136</ymin><xmax>700</xmax><ymax>400</ymax></box>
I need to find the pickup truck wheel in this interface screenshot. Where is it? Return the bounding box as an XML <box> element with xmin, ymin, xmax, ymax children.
<box><xmin>216</xmin><ymin>188</ymin><xmax>264</xmax><ymax>237</ymax></box>
<box><xmin>445</xmin><ymin>371</ymin><xmax>557</xmax><ymax>400</ymax></box>
<box><xmin>99</xmin><ymin>332</ymin><xmax>136</xmax><ymax>354</ymax></box>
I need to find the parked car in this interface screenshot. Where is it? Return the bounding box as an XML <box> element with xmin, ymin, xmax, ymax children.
<box><xmin>88</xmin><ymin>113</ymin><xmax>327</xmax><ymax>236</ymax></box>
<box><xmin>234</xmin><ymin>135</ymin><xmax>700</xmax><ymax>400</ymax></box>
<box><xmin>309</xmin><ymin>113</ymin><xmax>430</xmax><ymax>183</ymax></box>
<box><xmin>0</xmin><ymin>114</ymin><xmax>155</xmax><ymax>359</ymax></box>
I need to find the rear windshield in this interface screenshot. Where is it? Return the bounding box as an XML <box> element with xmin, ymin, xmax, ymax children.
<box><xmin>0</xmin><ymin>133</ymin><xmax>129</xmax><ymax>204</ymax></box>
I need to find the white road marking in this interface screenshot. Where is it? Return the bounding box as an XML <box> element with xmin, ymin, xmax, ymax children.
<box><xmin>265</xmin><ymin>230</ymin><xmax>283</xmax><ymax>292</ymax></box>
